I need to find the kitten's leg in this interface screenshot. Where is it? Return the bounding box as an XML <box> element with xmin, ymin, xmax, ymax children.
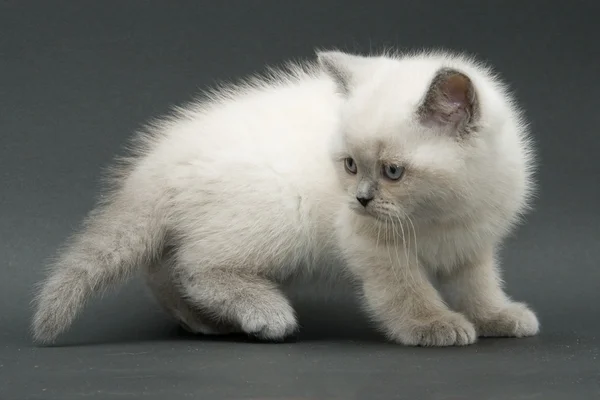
<box><xmin>439</xmin><ymin>248</ymin><xmax>539</xmax><ymax>338</ymax></box>
<box><xmin>347</xmin><ymin>246</ymin><xmax>477</xmax><ymax>346</ymax></box>
<box><xmin>176</xmin><ymin>266</ymin><xmax>298</xmax><ymax>341</ymax></box>
<box><xmin>144</xmin><ymin>249</ymin><xmax>236</xmax><ymax>335</ymax></box>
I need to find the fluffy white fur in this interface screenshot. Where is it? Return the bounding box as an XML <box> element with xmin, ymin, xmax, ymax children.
<box><xmin>32</xmin><ymin>49</ymin><xmax>539</xmax><ymax>346</ymax></box>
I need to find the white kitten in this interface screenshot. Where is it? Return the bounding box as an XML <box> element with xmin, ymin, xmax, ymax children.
<box><xmin>32</xmin><ymin>49</ymin><xmax>539</xmax><ymax>346</ymax></box>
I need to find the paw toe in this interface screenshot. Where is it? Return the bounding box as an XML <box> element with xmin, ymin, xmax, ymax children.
<box><xmin>240</xmin><ymin>307</ymin><xmax>298</xmax><ymax>341</ymax></box>
<box><xmin>477</xmin><ymin>303</ymin><xmax>539</xmax><ymax>338</ymax></box>
<box><xmin>400</xmin><ymin>313</ymin><xmax>477</xmax><ymax>347</ymax></box>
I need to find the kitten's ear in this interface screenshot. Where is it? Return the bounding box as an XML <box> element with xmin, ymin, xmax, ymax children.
<box><xmin>418</xmin><ymin>68</ymin><xmax>479</xmax><ymax>134</ymax></box>
<box><xmin>317</xmin><ymin>51</ymin><xmax>370</xmax><ymax>94</ymax></box>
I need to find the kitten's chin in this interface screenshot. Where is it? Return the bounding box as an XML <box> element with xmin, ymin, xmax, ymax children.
<box><xmin>350</xmin><ymin>206</ymin><xmax>410</xmax><ymax>227</ymax></box>
<box><xmin>349</xmin><ymin>205</ymin><xmax>383</xmax><ymax>221</ymax></box>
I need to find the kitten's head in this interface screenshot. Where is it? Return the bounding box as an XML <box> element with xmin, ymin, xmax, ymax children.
<box><xmin>319</xmin><ymin>50</ymin><xmax>532</xmax><ymax>229</ymax></box>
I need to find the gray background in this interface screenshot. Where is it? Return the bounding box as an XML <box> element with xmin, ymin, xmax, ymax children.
<box><xmin>1</xmin><ymin>1</ymin><xmax>599</xmax><ymax>399</ymax></box>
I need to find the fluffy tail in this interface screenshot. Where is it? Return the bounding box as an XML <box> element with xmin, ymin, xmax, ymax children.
<box><xmin>32</xmin><ymin>191</ymin><xmax>166</xmax><ymax>344</ymax></box>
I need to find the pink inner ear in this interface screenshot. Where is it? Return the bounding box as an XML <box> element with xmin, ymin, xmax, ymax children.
<box><xmin>440</xmin><ymin>74</ymin><xmax>472</xmax><ymax>123</ymax></box>
<box><xmin>419</xmin><ymin>70</ymin><xmax>475</xmax><ymax>129</ymax></box>
<box><xmin>443</xmin><ymin>74</ymin><xmax>470</xmax><ymax>107</ymax></box>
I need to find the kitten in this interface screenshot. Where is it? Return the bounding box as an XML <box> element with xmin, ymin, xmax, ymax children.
<box><xmin>32</xmin><ymin>49</ymin><xmax>539</xmax><ymax>346</ymax></box>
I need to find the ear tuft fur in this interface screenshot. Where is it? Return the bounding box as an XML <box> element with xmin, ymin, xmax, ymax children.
<box><xmin>317</xmin><ymin>51</ymin><xmax>369</xmax><ymax>94</ymax></box>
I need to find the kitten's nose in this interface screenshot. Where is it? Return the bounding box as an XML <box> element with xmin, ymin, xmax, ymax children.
<box><xmin>356</xmin><ymin>195</ymin><xmax>373</xmax><ymax>207</ymax></box>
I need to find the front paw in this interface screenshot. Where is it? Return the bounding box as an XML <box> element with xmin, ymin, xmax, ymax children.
<box><xmin>394</xmin><ymin>312</ymin><xmax>477</xmax><ymax>347</ymax></box>
<box><xmin>476</xmin><ymin>302</ymin><xmax>539</xmax><ymax>338</ymax></box>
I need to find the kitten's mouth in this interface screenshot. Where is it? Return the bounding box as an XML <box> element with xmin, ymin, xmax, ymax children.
<box><xmin>350</xmin><ymin>204</ymin><xmax>402</xmax><ymax>224</ymax></box>
<box><xmin>350</xmin><ymin>204</ymin><xmax>380</xmax><ymax>219</ymax></box>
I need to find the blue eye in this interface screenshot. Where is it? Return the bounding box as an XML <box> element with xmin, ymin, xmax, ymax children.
<box><xmin>382</xmin><ymin>164</ymin><xmax>405</xmax><ymax>181</ymax></box>
<box><xmin>344</xmin><ymin>157</ymin><xmax>357</xmax><ymax>174</ymax></box>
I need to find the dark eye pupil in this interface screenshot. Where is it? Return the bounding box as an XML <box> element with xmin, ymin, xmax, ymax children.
<box><xmin>383</xmin><ymin>164</ymin><xmax>404</xmax><ymax>180</ymax></box>
<box><xmin>345</xmin><ymin>158</ymin><xmax>356</xmax><ymax>174</ymax></box>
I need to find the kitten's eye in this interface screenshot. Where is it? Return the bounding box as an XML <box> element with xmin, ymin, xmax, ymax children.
<box><xmin>382</xmin><ymin>164</ymin><xmax>405</xmax><ymax>181</ymax></box>
<box><xmin>344</xmin><ymin>157</ymin><xmax>357</xmax><ymax>174</ymax></box>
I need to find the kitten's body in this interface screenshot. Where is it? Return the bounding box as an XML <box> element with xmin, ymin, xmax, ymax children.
<box><xmin>32</xmin><ymin>50</ymin><xmax>539</xmax><ymax>346</ymax></box>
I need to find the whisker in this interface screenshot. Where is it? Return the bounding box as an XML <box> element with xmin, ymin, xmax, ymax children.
<box><xmin>394</xmin><ymin>213</ymin><xmax>416</xmax><ymax>288</ymax></box>
<box><xmin>375</xmin><ymin>218</ymin><xmax>382</xmax><ymax>250</ymax></box>
<box><xmin>406</xmin><ymin>215</ymin><xmax>421</xmax><ymax>285</ymax></box>
<box><xmin>386</xmin><ymin>218</ymin><xmax>404</xmax><ymax>289</ymax></box>
<box><xmin>406</xmin><ymin>215</ymin><xmax>418</xmax><ymax>266</ymax></box>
